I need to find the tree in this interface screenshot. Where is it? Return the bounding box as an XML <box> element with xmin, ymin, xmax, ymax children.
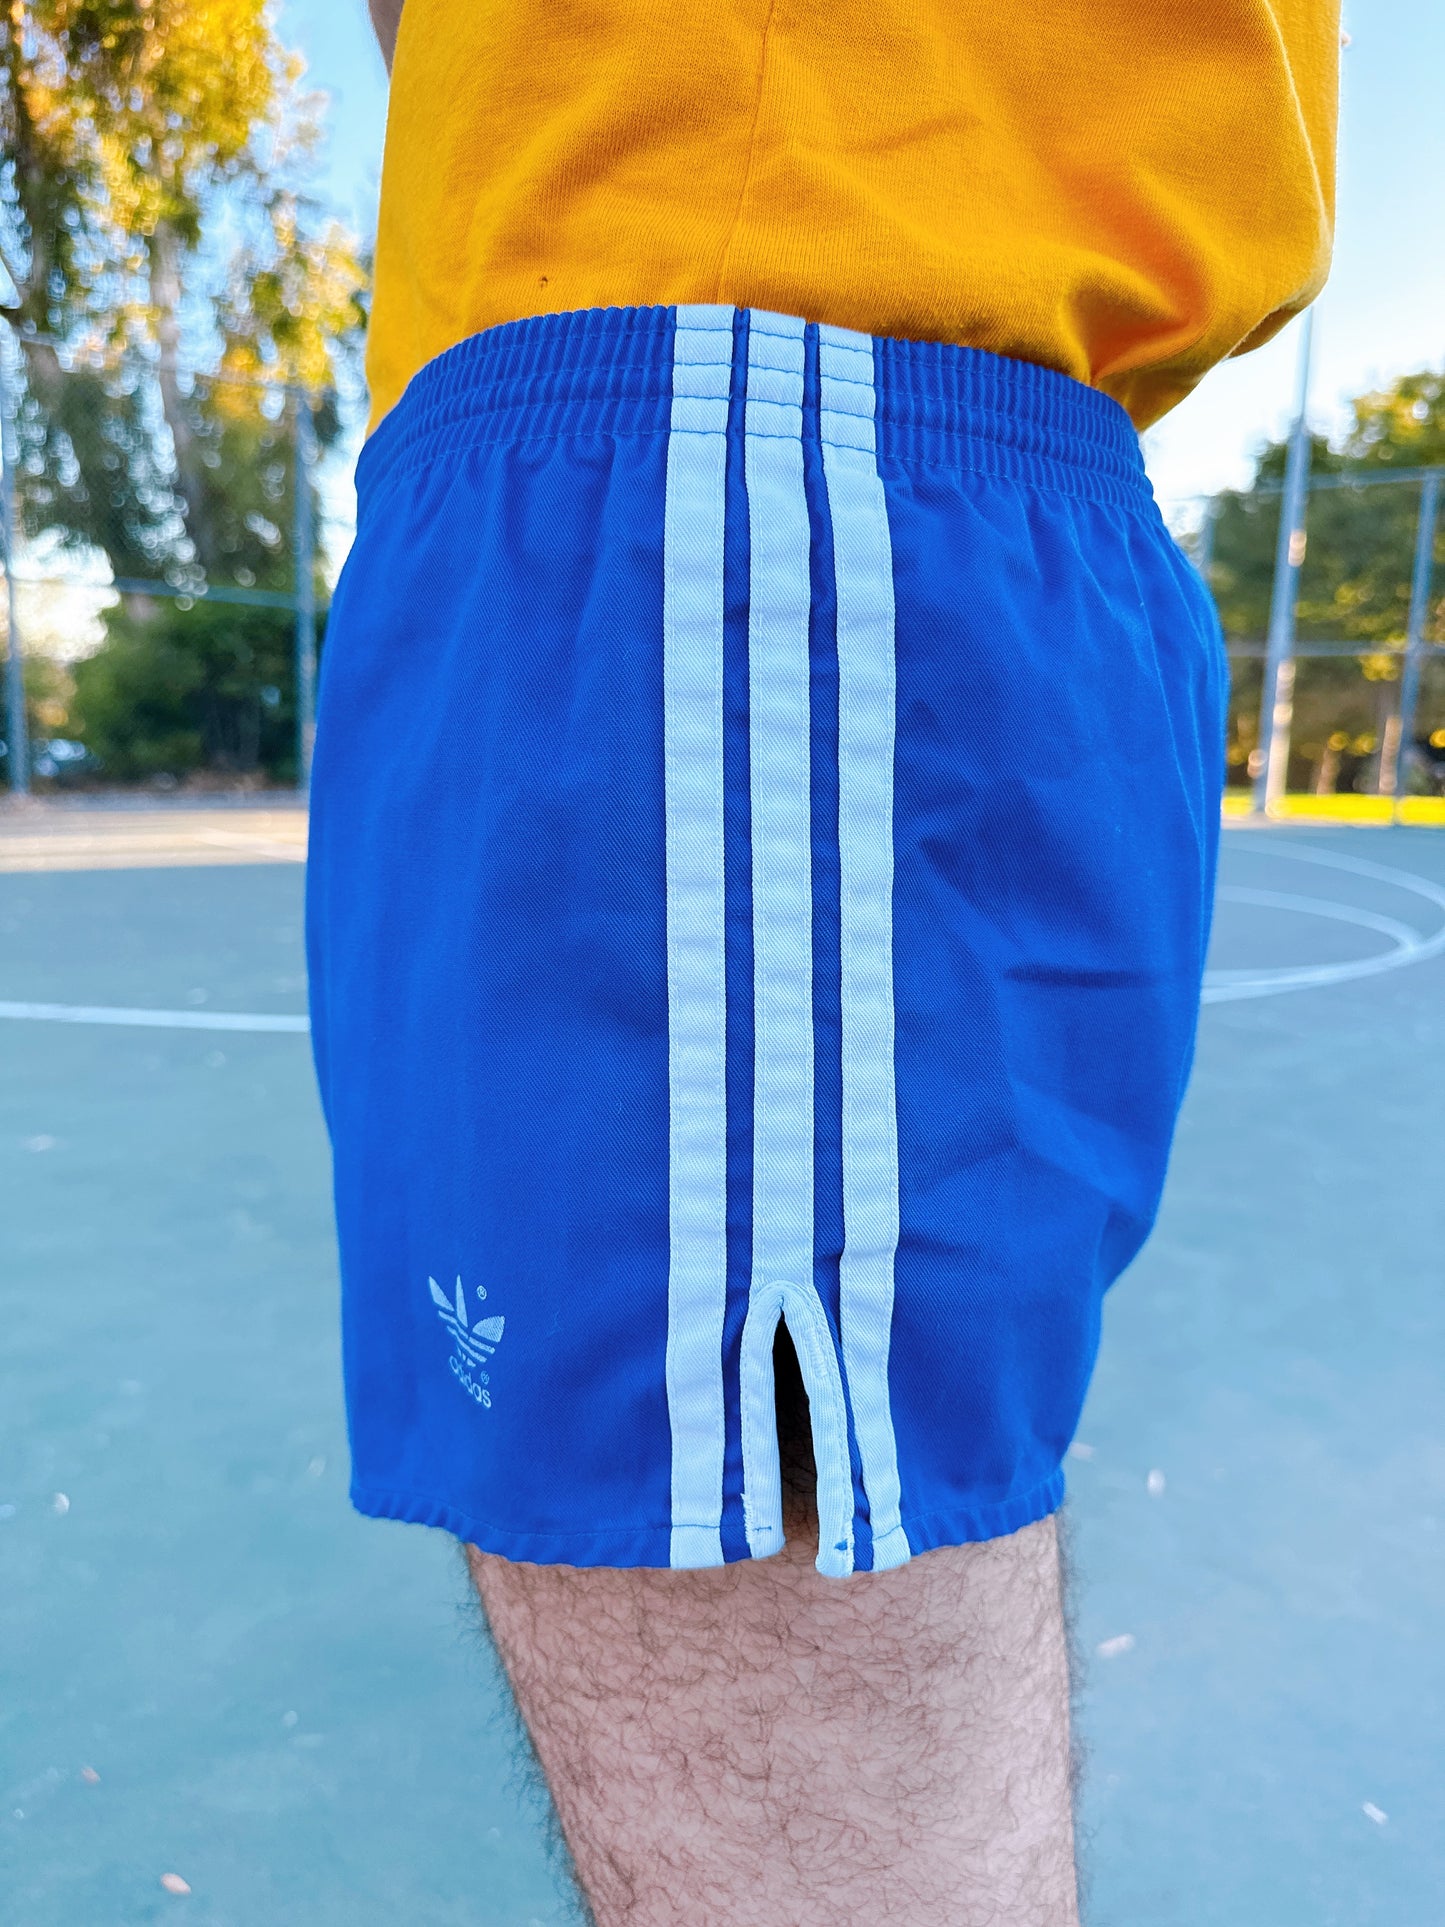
<box><xmin>67</xmin><ymin>596</ymin><xmax>319</xmax><ymax>780</ymax></box>
<box><xmin>1205</xmin><ymin>371</ymin><xmax>1445</xmax><ymax>793</ymax></box>
<box><xmin>0</xmin><ymin>0</ymin><xmax>366</xmax><ymax>596</ymax></box>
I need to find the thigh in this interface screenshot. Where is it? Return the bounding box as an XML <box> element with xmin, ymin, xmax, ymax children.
<box><xmin>467</xmin><ymin>1514</ymin><xmax>1080</xmax><ymax>1927</ymax></box>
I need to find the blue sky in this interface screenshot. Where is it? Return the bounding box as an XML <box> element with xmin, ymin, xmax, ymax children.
<box><xmin>280</xmin><ymin>0</ymin><xmax>1444</xmax><ymax>520</ymax></box>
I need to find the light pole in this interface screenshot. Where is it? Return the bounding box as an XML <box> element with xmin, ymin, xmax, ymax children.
<box><xmin>1389</xmin><ymin>471</ymin><xmax>1441</xmax><ymax>821</ymax></box>
<box><xmin>292</xmin><ymin>389</ymin><xmax>318</xmax><ymax>792</ymax></box>
<box><xmin>1253</xmin><ymin>310</ymin><xmax>1315</xmax><ymax>817</ymax></box>
<box><xmin>0</xmin><ymin>326</ymin><xmax>29</xmax><ymax>796</ymax></box>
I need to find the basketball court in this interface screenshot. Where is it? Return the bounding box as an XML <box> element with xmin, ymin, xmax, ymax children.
<box><xmin>2</xmin><ymin>806</ymin><xmax>1441</xmax><ymax>1925</ymax></box>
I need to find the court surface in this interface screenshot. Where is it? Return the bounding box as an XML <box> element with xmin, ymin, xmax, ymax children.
<box><xmin>2</xmin><ymin>816</ymin><xmax>1443</xmax><ymax>1926</ymax></box>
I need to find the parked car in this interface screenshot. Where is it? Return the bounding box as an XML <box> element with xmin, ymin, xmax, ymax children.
<box><xmin>10</xmin><ymin>737</ymin><xmax>104</xmax><ymax>785</ymax></box>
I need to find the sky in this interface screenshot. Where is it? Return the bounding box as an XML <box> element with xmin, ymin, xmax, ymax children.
<box><xmin>279</xmin><ymin>0</ymin><xmax>1445</xmax><ymax>525</ymax></box>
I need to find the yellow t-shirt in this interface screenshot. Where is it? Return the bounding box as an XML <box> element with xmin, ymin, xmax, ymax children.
<box><xmin>366</xmin><ymin>0</ymin><xmax>1339</xmax><ymax>433</ymax></box>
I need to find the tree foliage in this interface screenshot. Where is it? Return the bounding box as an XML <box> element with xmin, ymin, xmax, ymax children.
<box><xmin>0</xmin><ymin>0</ymin><xmax>366</xmax><ymax>592</ymax></box>
<box><xmin>68</xmin><ymin>597</ymin><xmax>313</xmax><ymax>779</ymax></box>
<box><xmin>1205</xmin><ymin>370</ymin><xmax>1445</xmax><ymax>792</ymax></box>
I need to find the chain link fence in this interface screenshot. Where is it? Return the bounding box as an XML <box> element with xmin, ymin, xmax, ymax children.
<box><xmin>1</xmin><ymin>323</ymin><xmax>361</xmax><ymax>795</ymax></box>
<box><xmin>1176</xmin><ymin>460</ymin><xmax>1445</xmax><ymax>813</ymax></box>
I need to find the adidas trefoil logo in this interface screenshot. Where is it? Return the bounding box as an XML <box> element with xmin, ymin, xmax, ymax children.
<box><xmin>429</xmin><ymin>1275</ymin><xmax>505</xmax><ymax>1408</ymax></box>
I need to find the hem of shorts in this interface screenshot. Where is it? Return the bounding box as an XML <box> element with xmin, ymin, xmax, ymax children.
<box><xmin>900</xmin><ymin>1465</ymin><xmax>1067</xmax><ymax>1556</ymax></box>
<box><xmin>350</xmin><ymin>1480</ymin><xmax>758</xmax><ymax>1570</ymax></box>
<box><xmin>351</xmin><ymin>1466</ymin><xmax>1067</xmax><ymax>1569</ymax></box>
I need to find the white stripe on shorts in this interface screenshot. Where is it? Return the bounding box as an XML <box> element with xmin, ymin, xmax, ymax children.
<box><xmin>820</xmin><ymin>322</ymin><xmax>910</xmax><ymax>1571</ymax></box>
<box><xmin>662</xmin><ymin>307</ymin><xmax>905</xmax><ymax>1576</ymax></box>
<box><xmin>743</xmin><ymin>312</ymin><xmax>855</xmax><ymax>1578</ymax></box>
<box><xmin>662</xmin><ymin>304</ymin><xmax>734</xmax><ymax>1569</ymax></box>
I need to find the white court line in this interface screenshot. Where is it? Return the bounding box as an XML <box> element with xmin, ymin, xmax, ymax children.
<box><xmin>1202</xmin><ymin>843</ymin><xmax>1445</xmax><ymax>1004</ymax></box>
<box><xmin>0</xmin><ymin>1000</ymin><xmax>309</xmax><ymax>1033</ymax></box>
<box><xmin>1207</xmin><ymin>888</ymin><xmax>1421</xmax><ymax>981</ymax></box>
<box><xmin>194</xmin><ymin>830</ymin><xmax>306</xmax><ymax>859</ymax></box>
<box><xmin>1</xmin><ymin>846</ymin><xmax>1442</xmax><ymax>1031</ymax></box>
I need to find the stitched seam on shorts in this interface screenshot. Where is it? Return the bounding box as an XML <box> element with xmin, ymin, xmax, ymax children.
<box><xmin>353</xmin><ymin>1471</ymin><xmax>1065</xmax><ymax>1548</ymax></box>
<box><xmin>352</xmin><ymin>1481</ymin><xmax>707</xmax><ymax>1541</ymax></box>
<box><xmin>896</xmin><ymin>1470</ymin><xmax>1066</xmax><ymax>1535</ymax></box>
<box><xmin>359</xmin><ymin>435</ymin><xmax>1159</xmax><ymax>546</ymax></box>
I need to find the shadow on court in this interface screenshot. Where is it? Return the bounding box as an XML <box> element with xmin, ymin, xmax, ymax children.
<box><xmin>2</xmin><ymin>823</ymin><xmax>1442</xmax><ymax>1926</ymax></box>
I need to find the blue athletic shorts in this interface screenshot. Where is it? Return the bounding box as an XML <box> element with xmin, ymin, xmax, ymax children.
<box><xmin>306</xmin><ymin>305</ymin><xmax>1225</xmax><ymax>1576</ymax></box>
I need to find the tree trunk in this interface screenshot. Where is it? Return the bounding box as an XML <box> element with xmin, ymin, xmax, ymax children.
<box><xmin>148</xmin><ymin>221</ymin><xmax>226</xmax><ymax>579</ymax></box>
<box><xmin>1</xmin><ymin>58</ymin><xmax>68</xmax><ymax>459</ymax></box>
<box><xmin>1369</xmin><ymin>678</ymin><xmax>1396</xmax><ymax>795</ymax></box>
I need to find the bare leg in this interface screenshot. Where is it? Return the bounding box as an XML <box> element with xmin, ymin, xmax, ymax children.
<box><xmin>467</xmin><ymin>1342</ymin><xmax>1080</xmax><ymax>1926</ymax></box>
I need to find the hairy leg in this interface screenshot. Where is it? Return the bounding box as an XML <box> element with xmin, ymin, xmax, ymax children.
<box><xmin>466</xmin><ymin>1340</ymin><xmax>1080</xmax><ymax>1926</ymax></box>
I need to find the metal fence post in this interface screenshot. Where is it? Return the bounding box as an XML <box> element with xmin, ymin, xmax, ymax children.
<box><xmin>0</xmin><ymin>325</ymin><xmax>30</xmax><ymax>796</ymax></box>
<box><xmin>1389</xmin><ymin>470</ymin><xmax>1441</xmax><ymax>822</ymax></box>
<box><xmin>292</xmin><ymin>388</ymin><xmax>318</xmax><ymax>793</ymax></box>
<box><xmin>1253</xmin><ymin>310</ymin><xmax>1315</xmax><ymax>817</ymax></box>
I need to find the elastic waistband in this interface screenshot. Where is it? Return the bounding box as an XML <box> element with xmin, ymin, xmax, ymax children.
<box><xmin>358</xmin><ymin>305</ymin><xmax>1152</xmax><ymax>510</ymax></box>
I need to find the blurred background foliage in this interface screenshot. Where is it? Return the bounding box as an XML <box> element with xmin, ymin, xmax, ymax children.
<box><xmin>1</xmin><ymin>0</ymin><xmax>364</xmax><ymax>783</ymax></box>
<box><xmin>1200</xmin><ymin>370</ymin><xmax>1445</xmax><ymax>795</ymax></box>
<box><xmin>67</xmin><ymin>599</ymin><xmax>321</xmax><ymax>782</ymax></box>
